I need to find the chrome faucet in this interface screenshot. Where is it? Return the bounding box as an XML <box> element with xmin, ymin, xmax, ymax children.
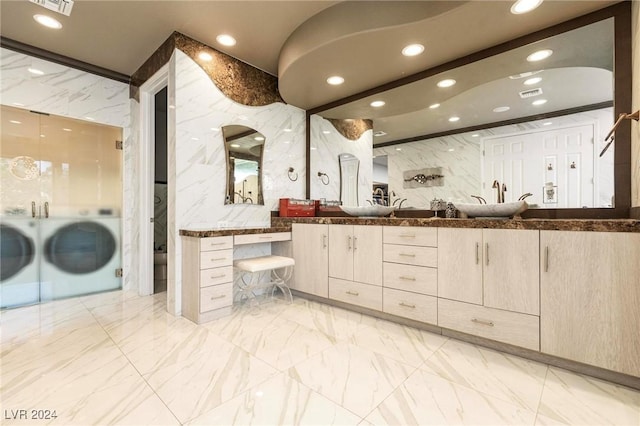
<box><xmin>492</xmin><ymin>180</ymin><xmax>502</xmax><ymax>203</ymax></box>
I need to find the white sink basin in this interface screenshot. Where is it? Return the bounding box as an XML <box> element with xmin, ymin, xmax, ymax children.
<box><xmin>340</xmin><ymin>205</ymin><xmax>396</xmax><ymax>217</ymax></box>
<box><xmin>454</xmin><ymin>200</ymin><xmax>528</xmax><ymax>218</ymax></box>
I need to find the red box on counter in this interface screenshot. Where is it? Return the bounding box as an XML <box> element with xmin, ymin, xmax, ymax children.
<box><xmin>279</xmin><ymin>198</ymin><xmax>316</xmax><ymax>217</ymax></box>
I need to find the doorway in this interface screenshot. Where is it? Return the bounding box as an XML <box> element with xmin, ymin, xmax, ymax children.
<box><xmin>153</xmin><ymin>86</ymin><xmax>168</xmax><ymax>294</ymax></box>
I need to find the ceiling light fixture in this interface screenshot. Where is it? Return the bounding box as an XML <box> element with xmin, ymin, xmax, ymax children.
<box><xmin>230</xmin><ymin>143</ymin><xmax>240</xmax><ymax>148</ymax></box>
<box><xmin>198</xmin><ymin>52</ymin><xmax>213</xmax><ymax>61</ymax></box>
<box><xmin>33</xmin><ymin>14</ymin><xmax>62</xmax><ymax>29</ymax></box>
<box><xmin>532</xmin><ymin>99</ymin><xmax>548</xmax><ymax>106</ymax></box>
<box><xmin>216</xmin><ymin>34</ymin><xmax>236</xmax><ymax>46</ymax></box>
<box><xmin>448</xmin><ymin>116</ymin><xmax>460</xmax><ymax>122</ymax></box>
<box><xmin>370</xmin><ymin>100</ymin><xmax>385</xmax><ymax>108</ymax></box>
<box><xmin>471</xmin><ymin>134</ymin><xmax>480</xmax><ymax>137</ymax></box>
<box><xmin>493</xmin><ymin>106</ymin><xmax>510</xmax><ymax>113</ymax></box>
<box><xmin>62</xmin><ymin>128</ymin><xmax>72</xmax><ymax>131</ymax></box>
<box><xmin>326</xmin><ymin>76</ymin><xmax>344</xmax><ymax>85</ymax></box>
<box><xmin>402</xmin><ymin>44</ymin><xmax>424</xmax><ymax>57</ymax></box>
<box><xmin>395</xmin><ymin>148</ymin><xmax>402</xmax><ymax>151</ymax></box>
<box><xmin>322</xmin><ymin>130</ymin><xmax>331</xmax><ymax>134</ymax></box>
<box><xmin>254</xmin><ymin>136</ymin><xmax>265</xmax><ymax>141</ymax></box>
<box><xmin>527</xmin><ymin>49</ymin><xmax>553</xmax><ymax>62</ymax></box>
<box><xmin>511</xmin><ymin>0</ymin><xmax>543</xmax><ymax>15</ymax></box>
<box><xmin>524</xmin><ymin>77</ymin><xmax>542</xmax><ymax>85</ymax></box>
<box><xmin>28</xmin><ymin>68</ymin><xmax>44</xmax><ymax>75</ymax></box>
<box><xmin>543</xmin><ymin>122</ymin><xmax>553</xmax><ymax>126</ymax></box>
<box><xmin>283</xmin><ymin>128</ymin><xmax>292</xmax><ymax>132</ymax></box>
<box><xmin>429</xmin><ymin>103</ymin><xmax>440</xmax><ymax>109</ymax></box>
<box><xmin>437</xmin><ymin>79</ymin><xmax>456</xmax><ymax>88</ymax></box>
<box><xmin>10</xmin><ymin>120</ymin><xmax>22</xmax><ymax>124</ymax></box>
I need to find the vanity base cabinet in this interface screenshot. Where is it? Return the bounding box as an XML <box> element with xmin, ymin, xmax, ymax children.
<box><xmin>540</xmin><ymin>231</ymin><xmax>640</xmax><ymax>377</ymax></box>
<box><xmin>383</xmin><ymin>288</ymin><xmax>437</xmax><ymax>324</ymax></box>
<box><xmin>291</xmin><ymin>223</ymin><xmax>329</xmax><ymax>298</ymax></box>
<box><xmin>329</xmin><ymin>277</ymin><xmax>382</xmax><ymax>311</ymax></box>
<box><xmin>437</xmin><ymin>228</ymin><xmax>483</xmax><ymax>305</ymax></box>
<box><xmin>182</xmin><ymin>236</ymin><xmax>234</xmax><ymax>324</ymax></box>
<box><xmin>438</xmin><ymin>298</ymin><xmax>540</xmax><ymax>351</ymax></box>
<box><xmin>329</xmin><ymin>225</ymin><xmax>382</xmax><ymax>285</ymax></box>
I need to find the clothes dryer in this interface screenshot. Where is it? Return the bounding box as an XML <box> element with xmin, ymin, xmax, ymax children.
<box><xmin>40</xmin><ymin>211</ymin><xmax>121</xmax><ymax>301</ymax></box>
<box><xmin>0</xmin><ymin>217</ymin><xmax>40</xmax><ymax>308</ymax></box>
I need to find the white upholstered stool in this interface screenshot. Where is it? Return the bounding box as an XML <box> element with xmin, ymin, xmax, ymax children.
<box><xmin>233</xmin><ymin>255</ymin><xmax>294</xmax><ymax>306</ymax></box>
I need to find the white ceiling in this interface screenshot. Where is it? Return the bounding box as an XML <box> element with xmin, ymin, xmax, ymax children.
<box><xmin>0</xmin><ymin>0</ymin><xmax>621</xmax><ymax>137</ymax></box>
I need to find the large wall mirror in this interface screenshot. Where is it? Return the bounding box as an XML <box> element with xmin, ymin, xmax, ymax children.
<box><xmin>307</xmin><ymin>3</ymin><xmax>631</xmax><ymax>218</ymax></box>
<box><xmin>223</xmin><ymin>125</ymin><xmax>264</xmax><ymax>205</ymax></box>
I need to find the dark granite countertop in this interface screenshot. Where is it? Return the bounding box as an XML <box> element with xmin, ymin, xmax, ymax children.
<box><xmin>271</xmin><ymin>217</ymin><xmax>640</xmax><ymax>233</ymax></box>
<box><xmin>180</xmin><ymin>226</ymin><xmax>291</xmax><ymax>238</ymax></box>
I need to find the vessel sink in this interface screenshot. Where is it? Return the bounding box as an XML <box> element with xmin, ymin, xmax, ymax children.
<box><xmin>340</xmin><ymin>205</ymin><xmax>396</xmax><ymax>217</ymax></box>
<box><xmin>454</xmin><ymin>200</ymin><xmax>528</xmax><ymax>218</ymax></box>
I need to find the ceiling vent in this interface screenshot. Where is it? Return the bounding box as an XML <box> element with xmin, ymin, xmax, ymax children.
<box><xmin>519</xmin><ymin>87</ymin><xmax>543</xmax><ymax>99</ymax></box>
<box><xmin>29</xmin><ymin>0</ymin><xmax>74</xmax><ymax>16</ymax></box>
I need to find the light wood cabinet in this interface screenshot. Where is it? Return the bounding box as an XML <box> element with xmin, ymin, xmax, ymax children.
<box><xmin>329</xmin><ymin>225</ymin><xmax>382</xmax><ymax>286</ymax></box>
<box><xmin>182</xmin><ymin>236</ymin><xmax>234</xmax><ymax>324</ymax></box>
<box><xmin>291</xmin><ymin>223</ymin><xmax>329</xmax><ymax>297</ymax></box>
<box><xmin>437</xmin><ymin>228</ymin><xmax>539</xmax><ymax>315</ymax></box>
<box><xmin>329</xmin><ymin>277</ymin><xmax>382</xmax><ymax>311</ymax></box>
<box><xmin>540</xmin><ymin>231</ymin><xmax>640</xmax><ymax>377</ymax></box>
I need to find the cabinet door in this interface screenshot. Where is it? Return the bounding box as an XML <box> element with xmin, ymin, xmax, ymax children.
<box><xmin>292</xmin><ymin>223</ymin><xmax>328</xmax><ymax>297</ymax></box>
<box><xmin>328</xmin><ymin>225</ymin><xmax>353</xmax><ymax>281</ymax></box>
<box><xmin>437</xmin><ymin>228</ymin><xmax>483</xmax><ymax>304</ymax></box>
<box><xmin>353</xmin><ymin>225</ymin><xmax>382</xmax><ymax>285</ymax></box>
<box><xmin>540</xmin><ymin>231</ymin><xmax>640</xmax><ymax>377</ymax></box>
<box><xmin>483</xmin><ymin>229</ymin><xmax>539</xmax><ymax>315</ymax></box>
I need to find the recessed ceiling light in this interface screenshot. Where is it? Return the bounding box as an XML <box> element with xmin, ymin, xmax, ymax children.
<box><xmin>168</xmin><ymin>105</ymin><xmax>175</xmax><ymax>109</ymax></box>
<box><xmin>198</xmin><ymin>52</ymin><xmax>213</xmax><ymax>61</ymax></box>
<box><xmin>326</xmin><ymin>76</ymin><xmax>344</xmax><ymax>85</ymax></box>
<box><xmin>310</xmin><ymin>147</ymin><xmax>317</xmax><ymax>150</ymax></box>
<box><xmin>395</xmin><ymin>148</ymin><xmax>402</xmax><ymax>151</ymax></box>
<box><xmin>216</xmin><ymin>34</ymin><xmax>236</xmax><ymax>46</ymax></box>
<box><xmin>283</xmin><ymin>140</ymin><xmax>290</xmax><ymax>144</ymax></box>
<box><xmin>543</xmin><ymin>122</ymin><xmax>553</xmax><ymax>126</ymax></box>
<box><xmin>28</xmin><ymin>68</ymin><xmax>44</xmax><ymax>75</ymax></box>
<box><xmin>191</xmin><ymin>137</ymin><xmax>200</xmax><ymax>141</ymax></box>
<box><xmin>322</xmin><ymin>130</ymin><xmax>331</xmax><ymax>134</ymax></box>
<box><xmin>402</xmin><ymin>43</ymin><xmax>424</xmax><ymax>57</ymax></box>
<box><xmin>527</xmin><ymin>49</ymin><xmax>553</xmax><ymax>62</ymax></box>
<box><xmin>471</xmin><ymin>134</ymin><xmax>480</xmax><ymax>137</ymax></box>
<box><xmin>437</xmin><ymin>79</ymin><xmax>456</xmax><ymax>88</ymax></box>
<box><xmin>429</xmin><ymin>103</ymin><xmax>440</xmax><ymax>109</ymax></box>
<box><xmin>84</xmin><ymin>116</ymin><xmax>95</xmax><ymax>121</ymax></box>
<box><xmin>509</xmin><ymin>70</ymin><xmax>543</xmax><ymax>79</ymax></box>
<box><xmin>40</xmin><ymin>134</ymin><xmax>46</xmax><ymax>138</ymax></box>
<box><xmin>9</xmin><ymin>120</ymin><xmax>21</xmax><ymax>124</ymax></box>
<box><xmin>33</xmin><ymin>14</ymin><xmax>62</xmax><ymax>29</ymax></box>
<box><xmin>532</xmin><ymin>99</ymin><xmax>548</xmax><ymax>106</ymax></box>
<box><xmin>447</xmin><ymin>148</ymin><xmax>455</xmax><ymax>152</ymax></box>
<box><xmin>211</xmin><ymin>127</ymin><xmax>220</xmax><ymax>131</ymax></box>
<box><xmin>511</xmin><ymin>0</ymin><xmax>543</xmax><ymax>14</ymax></box>
<box><xmin>230</xmin><ymin>143</ymin><xmax>241</xmax><ymax>148</ymax></box>
<box><xmin>370</xmin><ymin>100</ymin><xmax>385</xmax><ymax>108</ymax></box>
<box><xmin>524</xmin><ymin>77</ymin><xmax>542</xmax><ymax>85</ymax></box>
<box><xmin>448</xmin><ymin>116</ymin><xmax>460</xmax><ymax>122</ymax></box>
<box><xmin>62</xmin><ymin>128</ymin><xmax>72</xmax><ymax>132</ymax></box>
<box><xmin>493</xmin><ymin>106</ymin><xmax>510</xmax><ymax>113</ymax></box>
<box><xmin>254</xmin><ymin>136</ymin><xmax>265</xmax><ymax>141</ymax></box>
<box><xmin>283</xmin><ymin>128</ymin><xmax>292</xmax><ymax>132</ymax></box>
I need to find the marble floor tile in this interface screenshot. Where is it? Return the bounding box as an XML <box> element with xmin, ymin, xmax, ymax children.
<box><xmin>420</xmin><ymin>339</ymin><xmax>548</xmax><ymax>411</ymax></box>
<box><xmin>187</xmin><ymin>372</ymin><xmax>362</xmax><ymax>425</ymax></box>
<box><xmin>537</xmin><ymin>367</ymin><xmax>640</xmax><ymax>426</ymax></box>
<box><xmin>202</xmin><ymin>300</ymin><xmax>286</xmax><ymax>344</ymax></box>
<box><xmin>78</xmin><ymin>288</ymin><xmax>140</xmax><ymax>310</ymax></box>
<box><xmin>235</xmin><ymin>316</ymin><xmax>336</xmax><ymax>370</ymax></box>
<box><xmin>365</xmin><ymin>369</ymin><xmax>537</xmax><ymax>426</ymax></box>
<box><xmin>288</xmin><ymin>342</ymin><xmax>415</xmax><ymax>418</ymax></box>
<box><xmin>346</xmin><ymin>317</ymin><xmax>449</xmax><ymax>367</ymax></box>
<box><xmin>144</xmin><ymin>340</ymin><xmax>279</xmax><ymax>423</ymax></box>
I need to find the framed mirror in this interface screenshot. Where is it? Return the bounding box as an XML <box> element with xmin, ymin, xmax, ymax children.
<box><xmin>306</xmin><ymin>3</ymin><xmax>631</xmax><ymax>218</ymax></box>
<box><xmin>339</xmin><ymin>153</ymin><xmax>360</xmax><ymax>206</ymax></box>
<box><xmin>223</xmin><ymin>125</ymin><xmax>264</xmax><ymax>205</ymax></box>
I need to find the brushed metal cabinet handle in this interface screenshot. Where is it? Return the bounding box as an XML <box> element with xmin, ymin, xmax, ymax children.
<box><xmin>399</xmin><ymin>276</ymin><xmax>416</xmax><ymax>281</ymax></box>
<box><xmin>544</xmin><ymin>246</ymin><xmax>549</xmax><ymax>272</ymax></box>
<box><xmin>485</xmin><ymin>243</ymin><xmax>489</xmax><ymax>266</ymax></box>
<box><xmin>399</xmin><ymin>234</ymin><xmax>416</xmax><ymax>238</ymax></box>
<box><xmin>211</xmin><ymin>257</ymin><xmax>226</xmax><ymax>262</ymax></box>
<box><xmin>399</xmin><ymin>302</ymin><xmax>416</xmax><ymax>308</ymax></box>
<box><xmin>475</xmin><ymin>242</ymin><xmax>480</xmax><ymax>265</ymax></box>
<box><xmin>211</xmin><ymin>274</ymin><xmax>227</xmax><ymax>279</ymax></box>
<box><xmin>348</xmin><ymin>236</ymin><xmax>352</xmax><ymax>251</ymax></box>
<box><xmin>44</xmin><ymin>201</ymin><xmax>49</xmax><ymax>218</ymax></box>
<box><xmin>399</xmin><ymin>253</ymin><xmax>416</xmax><ymax>257</ymax></box>
<box><xmin>210</xmin><ymin>294</ymin><xmax>226</xmax><ymax>300</ymax></box>
<box><xmin>31</xmin><ymin>201</ymin><xmax>36</xmax><ymax>218</ymax></box>
<box><xmin>322</xmin><ymin>234</ymin><xmax>327</xmax><ymax>249</ymax></box>
<box><xmin>346</xmin><ymin>290</ymin><xmax>359</xmax><ymax>296</ymax></box>
<box><xmin>471</xmin><ymin>318</ymin><xmax>494</xmax><ymax>327</ymax></box>
<box><xmin>353</xmin><ymin>236</ymin><xmax>358</xmax><ymax>250</ymax></box>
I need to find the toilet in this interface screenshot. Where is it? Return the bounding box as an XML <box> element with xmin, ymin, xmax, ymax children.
<box><xmin>153</xmin><ymin>251</ymin><xmax>167</xmax><ymax>293</ymax></box>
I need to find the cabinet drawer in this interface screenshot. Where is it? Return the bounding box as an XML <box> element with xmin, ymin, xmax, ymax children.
<box><xmin>438</xmin><ymin>298</ymin><xmax>539</xmax><ymax>351</ymax></box>
<box><xmin>199</xmin><ymin>265</ymin><xmax>233</xmax><ymax>287</ymax></box>
<box><xmin>384</xmin><ymin>226</ymin><xmax>437</xmax><ymax>247</ymax></box>
<box><xmin>234</xmin><ymin>232</ymin><xmax>291</xmax><ymax>245</ymax></box>
<box><xmin>383</xmin><ymin>262</ymin><xmax>437</xmax><ymax>295</ymax></box>
<box><xmin>383</xmin><ymin>244</ymin><xmax>437</xmax><ymax>267</ymax></box>
<box><xmin>200</xmin><ymin>249</ymin><xmax>233</xmax><ymax>269</ymax></box>
<box><xmin>329</xmin><ymin>278</ymin><xmax>382</xmax><ymax>311</ymax></box>
<box><xmin>383</xmin><ymin>288</ymin><xmax>437</xmax><ymax>324</ymax></box>
<box><xmin>200</xmin><ymin>236</ymin><xmax>233</xmax><ymax>251</ymax></box>
<box><xmin>200</xmin><ymin>283</ymin><xmax>233</xmax><ymax>313</ymax></box>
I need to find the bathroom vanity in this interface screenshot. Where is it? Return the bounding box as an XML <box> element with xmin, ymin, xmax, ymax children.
<box><xmin>270</xmin><ymin>216</ymin><xmax>640</xmax><ymax>388</ymax></box>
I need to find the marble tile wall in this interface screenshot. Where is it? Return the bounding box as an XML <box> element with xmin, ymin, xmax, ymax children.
<box><xmin>0</xmin><ymin>48</ymin><xmax>135</xmax><ymax>292</ymax></box>
<box><xmin>310</xmin><ymin>115</ymin><xmax>373</xmax><ymax>205</ymax></box>
<box><xmin>374</xmin><ymin>108</ymin><xmax>614</xmax><ymax>208</ymax></box>
<box><xmin>168</xmin><ymin>50</ymin><xmax>306</xmax><ymax>314</ymax></box>
<box><xmin>632</xmin><ymin>0</ymin><xmax>640</xmax><ymax>208</ymax></box>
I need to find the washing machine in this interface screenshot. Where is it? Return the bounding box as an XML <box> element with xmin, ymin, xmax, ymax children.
<box><xmin>0</xmin><ymin>217</ymin><xmax>40</xmax><ymax>308</ymax></box>
<box><xmin>39</xmin><ymin>210</ymin><xmax>122</xmax><ymax>301</ymax></box>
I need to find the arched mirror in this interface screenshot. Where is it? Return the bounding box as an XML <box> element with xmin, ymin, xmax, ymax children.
<box><xmin>339</xmin><ymin>153</ymin><xmax>359</xmax><ymax>207</ymax></box>
<box><xmin>223</xmin><ymin>125</ymin><xmax>264</xmax><ymax>205</ymax></box>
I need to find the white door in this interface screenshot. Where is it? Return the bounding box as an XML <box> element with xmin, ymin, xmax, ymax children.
<box><xmin>483</xmin><ymin>124</ymin><xmax>594</xmax><ymax>208</ymax></box>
